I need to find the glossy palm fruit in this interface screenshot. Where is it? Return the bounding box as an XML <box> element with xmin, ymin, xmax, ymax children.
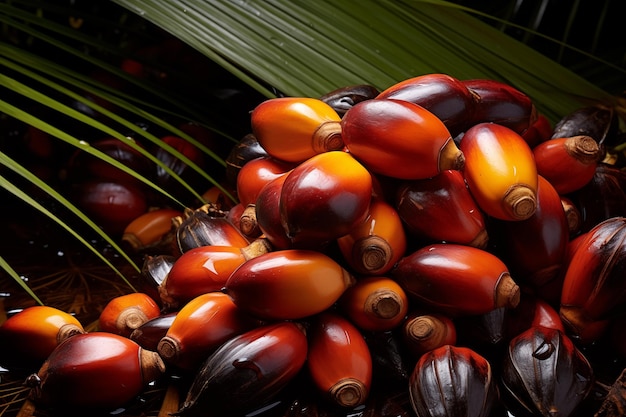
<box><xmin>462</xmin><ymin>78</ymin><xmax>537</xmax><ymax>135</ymax></box>
<box><xmin>130</xmin><ymin>312</ymin><xmax>177</xmax><ymax>351</ymax></box>
<box><xmin>491</xmin><ymin>175</ymin><xmax>569</xmax><ymax>303</ymax></box>
<box><xmin>319</xmin><ymin>84</ymin><xmax>380</xmax><ymax>117</ymax></box>
<box><xmin>158</xmin><ymin>239</ymin><xmax>271</xmax><ymax>311</ymax></box>
<box><xmin>175</xmin><ymin>322</ymin><xmax>307</xmax><ymax>416</ymax></box>
<box><xmin>224</xmin><ymin>249</ymin><xmax>355</xmax><ymax>320</ymax></box>
<box><xmin>254</xmin><ymin>173</ymin><xmax>292</xmax><ymax>250</ymax></box>
<box><xmin>409</xmin><ymin>345</ymin><xmax>497</xmax><ymax>417</ymax></box>
<box><xmin>235</xmin><ymin>155</ymin><xmax>294</xmax><ymax>207</ymax></box>
<box><xmin>0</xmin><ymin>306</ymin><xmax>85</xmax><ymax>371</ymax></box>
<box><xmin>401</xmin><ymin>311</ymin><xmax>457</xmax><ymax>359</ymax></box>
<box><xmin>505</xmin><ymin>295</ymin><xmax>565</xmax><ymax>341</ymax></box>
<box><xmin>391</xmin><ymin>243</ymin><xmax>520</xmax><ymax>316</ymax></box>
<box><xmin>25</xmin><ymin>332</ymin><xmax>165</xmax><ymax>410</ymax></box>
<box><xmin>376</xmin><ymin>73</ymin><xmax>478</xmax><ymax>137</ymax></box>
<box><xmin>395</xmin><ymin>169</ymin><xmax>488</xmax><ymax>248</ymax></box>
<box><xmin>460</xmin><ymin>122</ymin><xmax>538</xmax><ymax>221</ymax></box>
<box><xmin>174</xmin><ymin>205</ymin><xmax>250</xmax><ymax>253</ymax></box>
<box><xmin>279</xmin><ymin>151</ymin><xmax>372</xmax><ymax>247</ymax></box>
<box><xmin>157</xmin><ymin>292</ymin><xmax>260</xmax><ymax>371</ymax></box>
<box><xmin>533</xmin><ymin>135</ymin><xmax>601</xmax><ymax>194</ymax></box>
<box><xmin>122</xmin><ymin>207</ymin><xmax>182</xmax><ymax>252</ymax></box>
<box><xmin>522</xmin><ymin>113</ymin><xmax>552</xmax><ymax>148</ymax></box>
<box><xmin>341</xmin><ymin>98</ymin><xmax>465</xmax><ymax>179</ymax></box>
<box><xmin>250</xmin><ymin>97</ymin><xmax>343</xmax><ymax>163</ymax></box>
<box><xmin>98</xmin><ymin>292</ymin><xmax>161</xmax><ymax>338</ymax></box>
<box><xmin>307</xmin><ymin>312</ymin><xmax>373</xmax><ymax>408</ymax></box>
<box><xmin>337</xmin><ymin>197</ymin><xmax>407</xmax><ymax>275</ymax></box>
<box><xmin>500</xmin><ymin>326</ymin><xmax>594</xmax><ymax>417</ymax></box>
<box><xmin>339</xmin><ymin>276</ymin><xmax>409</xmax><ymax>332</ymax></box>
<box><xmin>560</xmin><ymin>216</ymin><xmax>626</xmax><ymax>343</ymax></box>
<box><xmin>551</xmin><ymin>103</ymin><xmax>619</xmax><ymax>148</ymax></box>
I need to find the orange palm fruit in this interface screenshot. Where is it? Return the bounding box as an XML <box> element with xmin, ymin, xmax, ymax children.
<box><xmin>157</xmin><ymin>292</ymin><xmax>260</xmax><ymax>371</ymax></box>
<box><xmin>460</xmin><ymin>122</ymin><xmax>538</xmax><ymax>221</ymax></box>
<box><xmin>98</xmin><ymin>292</ymin><xmax>161</xmax><ymax>337</ymax></box>
<box><xmin>279</xmin><ymin>151</ymin><xmax>372</xmax><ymax>247</ymax></box>
<box><xmin>122</xmin><ymin>207</ymin><xmax>182</xmax><ymax>252</ymax></box>
<box><xmin>336</xmin><ymin>197</ymin><xmax>407</xmax><ymax>276</ymax></box>
<box><xmin>0</xmin><ymin>306</ymin><xmax>85</xmax><ymax>371</ymax></box>
<box><xmin>341</xmin><ymin>98</ymin><xmax>465</xmax><ymax>180</ymax></box>
<box><xmin>250</xmin><ymin>97</ymin><xmax>343</xmax><ymax>163</ymax></box>
<box><xmin>176</xmin><ymin>321</ymin><xmax>308</xmax><ymax>416</ymax></box>
<box><xmin>391</xmin><ymin>243</ymin><xmax>520</xmax><ymax>316</ymax></box>
<box><xmin>224</xmin><ymin>249</ymin><xmax>355</xmax><ymax>320</ymax></box>
<box><xmin>376</xmin><ymin>73</ymin><xmax>478</xmax><ymax>137</ymax></box>
<box><xmin>338</xmin><ymin>276</ymin><xmax>409</xmax><ymax>332</ymax></box>
<box><xmin>532</xmin><ymin>135</ymin><xmax>601</xmax><ymax>195</ymax></box>
<box><xmin>25</xmin><ymin>332</ymin><xmax>165</xmax><ymax>410</ymax></box>
<box><xmin>560</xmin><ymin>216</ymin><xmax>626</xmax><ymax>343</ymax></box>
<box><xmin>235</xmin><ymin>155</ymin><xmax>294</xmax><ymax>207</ymax></box>
<box><xmin>401</xmin><ymin>311</ymin><xmax>457</xmax><ymax>359</ymax></box>
<box><xmin>307</xmin><ymin>312</ymin><xmax>373</xmax><ymax>408</ymax></box>
<box><xmin>158</xmin><ymin>239</ymin><xmax>271</xmax><ymax>311</ymax></box>
<box><xmin>395</xmin><ymin>169</ymin><xmax>488</xmax><ymax>248</ymax></box>
<box><xmin>490</xmin><ymin>175</ymin><xmax>569</xmax><ymax>303</ymax></box>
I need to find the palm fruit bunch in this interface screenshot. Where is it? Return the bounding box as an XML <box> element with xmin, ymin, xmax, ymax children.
<box><xmin>3</xmin><ymin>72</ymin><xmax>626</xmax><ymax>417</ymax></box>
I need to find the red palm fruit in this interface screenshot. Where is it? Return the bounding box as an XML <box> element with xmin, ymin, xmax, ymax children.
<box><xmin>338</xmin><ymin>276</ymin><xmax>409</xmax><ymax>332</ymax></box>
<box><xmin>490</xmin><ymin>175</ymin><xmax>569</xmax><ymax>303</ymax></box>
<box><xmin>279</xmin><ymin>151</ymin><xmax>372</xmax><ymax>247</ymax></box>
<box><xmin>122</xmin><ymin>208</ymin><xmax>182</xmax><ymax>252</ymax></box>
<box><xmin>460</xmin><ymin>122</ymin><xmax>538</xmax><ymax>221</ymax></box>
<box><xmin>175</xmin><ymin>322</ymin><xmax>307</xmax><ymax>416</ymax></box>
<box><xmin>225</xmin><ymin>202</ymin><xmax>246</xmax><ymax>232</ymax></box>
<box><xmin>98</xmin><ymin>292</ymin><xmax>161</xmax><ymax>338</ymax></box>
<box><xmin>376</xmin><ymin>73</ymin><xmax>478</xmax><ymax>137</ymax></box>
<box><xmin>505</xmin><ymin>295</ymin><xmax>565</xmax><ymax>340</ymax></box>
<box><xmin>0</xmin><ymin>306</ymin><xmax>85</xmax><ymax>371</ymax></box>
<box><xmin>157</xmin><ymin>292</ymin><xmax>260</xmax><ymax>371</ymax></box>
<box><xmin>522</xmin><ymin>113</ymin><xmax>552</xmax><ymax>148</ymax></box>
<box><xmin>337</xmin><ymin>197</ymin><xmax>407</xmax><ymax>275</ymax></box>
<box><xmin>395</xmin><ymin>169</ymin><xmax>488</xmax><ymax>248</ymax></box>
<box><xmin>235</xmin><ymin>156</ymin><xmax>294</xmax><ymax>207</ymax></box>
<box><xmin>462</xmin><ymin>78</ymin><xmax>537</xmax><ymax>135</ymax></box>
<box><xmin>341</xmin><ymin>98</ymin><xmax>465</xmax><ymax>180</ymax></box>
<box><xmin>319</xmin><ymin>84</ymin><xmax>380</xmax><ymax>117</ymax></box>
<box><xmin>130</xmin><ymin>312</ymin><xmax>177</xmax><ymax>351</ymax></box>
<box><xmin>254</xmin><ymin>174</ymin><xmax>292</xmax><ymax>250</ymax></box>
<box><xmin>409</xmin><ymin>345</ymin><xmax>497</xmax><ymax>417</ymax></box>
<box><xmin>158</xmin><ymin>239</ymin><xmax>271</xmax><ymax>311</ymax></box>
<box><xmin>501</xmin><ymin>326</ymin><xmax>594</xmax><ymax>417</ymax></box>
<box><xmin>560</xmin><ymin>216</ymin><xmax>626</xmax><ymax>343</ymax></box>
<box><xmin>401</xmin><ymin>311</ymin><xmax>457</xmax><ymax>359</ymax></box>
<box><xmin>25</xmin><ymin>332</ymin><xmax>165</xmax><ymax>410</ymax></box>
<box><xmin>224</xmin><ymin>249</ymin><xmax>355</xmax><ymax>320</ymax></box>
<box><xmin>250</xmin><ymin>97</ymin><xmax>343</xmax><ymax>163</ymax></box>
<box><xmin>533</xmin><ymin>135</ymin><xmax>601</xmax><ymax>195</ymax></box>
<box><xmin>308</xmin><ymin>312</ymin><xmax>373</xmax><ymax>408</ymax></box>
<box><xmin>391</xmin><ymin>243</ymin><xmax>520</xmax><ymax>316</ymax></box>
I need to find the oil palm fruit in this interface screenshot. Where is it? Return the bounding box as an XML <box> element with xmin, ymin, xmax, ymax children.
<box><xmin>98</xmin><ymin>292</ymin><xmax>161</xmax><ymax>337</ymax></box>
<box><xmin>336</xmin><ymin>196</ymin><xmax>407</xmax><ymax>276</ymax></box>
<box><xmin>224</xmin><ymin>133</ymin><xmax>268</xmax><ymax>187</ymax></box>
<box><xmin>254</xmin><ymin>173</ymin><xmax>292</xmax><ymax>250</ymax></box>
<box><xmin>551</xmin><ymin>104</ymin><xmax>619</xmax><ymax>148</ymax></box>
<box><xmin>250</xmin><ymin>97</ymin><xmax>343</xmax><ymax>163</ymax></box>
<box><xmin>504</xmin><ymin>295</ymin><xmax>565</xmax><ymax>341</ymax></box>
<box><xmin>0</xmin><ymin>306</ymin><xmax>85</xmax><ymax>371</ymax></box>
<box><xmin>408</xmin><ymin>345</ymin><xmax>497</xmax><ymax>417</ymax></box>
<box><xmin>462</xmin><ymin>78</ymin><xmax>537</xmax><ymax>135</ymax></box>
<box><xmin>319</xmin><ymin>84</ymin><xmax>380</xmax><ymax>117</ymax></box>
<box><xmin>460</xmin><ymin>122</ymin><xmax>538</xmax><ymax>221</ymax></box>
<box><xmin>122</xmin><ymin>208</ymin><xmax>182</xmax><ymax>253</ymax></box>
<box><xmin>395</xmin><ymin>169</ymin><xmax>488</xmax><ymax>248</ymax></box>
<box><xmin>500</xmin><ymin>326</ymin><xmax>594</xmax><ymax>417</ymax></box>
<box><xmin>130</xmin><ymin>312</ymin><xmax>177</xmax><ymax>351</ymax></box>
<box><xmin>560</xmin><ymin>216</ymin><xmax>626</xmax><ymax>343</ymax></box>
<box><xmin>307</xmin><ymin>312</ymin><xmax>373</xmax><ymax>408</ymax></box>
<box><xmin>522</xmin><ymin>113</ymin><xmax>552</xmax><ymax>148</ymax></box>
<box><xmin>158</xmin><ymin>238</ymin><xmax>271</xmax><ymax>311</ymax></box>
<box><xmin>175</xmin><ymin>321</ymin><xmax>307</xmax><ymax>416</ymax></box>
<box><xmin>235</xmin><ymin>155</ymin><xmax>294</xmax><ymax>207</ymax></box>
<box><xmin>341</xmin><ymin>98</ymin><xmax>465</xmax><ymax>180</ymax></box>
<box><xmin>224</xmin><ymin>249</ymin><xmax>355</xmax><ymax>320</ymax></box>
<box><xmin>157</xmin><ymin>292</ymin><xmax>260</xmax><ymax>371</ymax></box>
<box><xmin>401</xmin><ymin>311</ymin><xmax>457</xmax><ymax>359</ymax></box>
<box><xmin>25</xmin><ymin>332</ymin><xmax>165</xmax><ymax>410</ymax></box>
<box><xmin>391</xmin><ymin>243</ymin><xmax>520</xmax><ymax>316</ymax></box>
<box><xmin>376</xmin><ymin>73</ymin><xmax>478</xmax><ymax>137</ymax></box>
<box><xmin>338</xmin><ymin>276</ymin><xmax>409</xmax><ymax>332</ymax></box>
<box><xmin>533</xmin><ymin>135</ymin><xmax>601</xmax><ymax>194</ymax></box>
<box><xmin>279</xmin><ymin>150</ymin><xmax>372</xmax><ymax>247</ymax></box>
